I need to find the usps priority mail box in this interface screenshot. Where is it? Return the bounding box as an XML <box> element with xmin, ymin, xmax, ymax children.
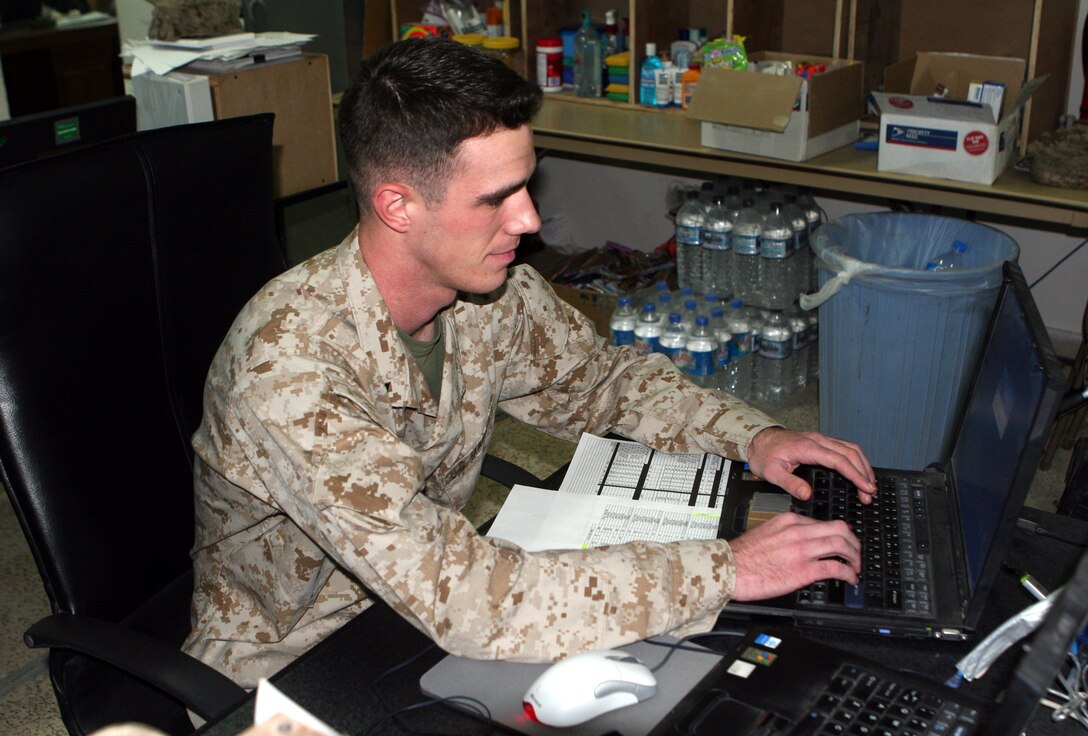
<box><xmin>872</xmin><ymin>76</ymin><xmax>1045</xmax><ymax>185</ymax></box>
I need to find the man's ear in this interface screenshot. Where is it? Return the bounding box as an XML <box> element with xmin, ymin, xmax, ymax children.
<box><xmin>371</xmin><ymin>183</ymin><xmax>416</xmax><ymax>234</ymax></box>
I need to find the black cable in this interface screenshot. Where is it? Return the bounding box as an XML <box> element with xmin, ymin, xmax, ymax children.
<box><xmin>1017</xmin><ymin>517</ymin><xmax>1088</xmax><ymax>547</ymax></box>
<box><xmin>359</xmin><ymin>696</ymin><xmax>493</xmax><ymax>736</ymax></box>
<box><xmin>644</xmin><ymin>629</ymin><xmax>746</xmax><ymax>673</ymax></box>
<box><xmin>358</xmin><ymin>642</ymin><xmax>491</xmax><ymax>736</ymax></box>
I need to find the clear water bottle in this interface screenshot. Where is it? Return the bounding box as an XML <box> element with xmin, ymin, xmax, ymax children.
<box><xmin>675</xmin><ymin>190</ymin><xmax>706</xmax><ymax>294</ymax></box>
<box><xmin>806</xmin><ymin>309</ymin><xmax>820</xmax><ymax>381</ymax></box>
<box><xmin>788</xmin><ymin>309</ymin><xmax>808</xmax><ymax>397</ymax></box>
<box><xmin>681</xmin><ymin>298</ymin><xmax>700</xmax><ymax>334</ymax></box>
<box><xmin>709</xmin><ymin>306</ymin><xmax>733</xmax><ymax>393</ymax></box>
<box><xmin>701</xmin><ymin>194</ymin><xmax>733</xmax><ymax>299</ymax></box>
<box><xmin>703</xmin><ymin>293</ymin><xmax>721</xmax><ymax>319</ymax></box>
<box><xmin>722</xmin><ymin>298</ymin><xmax>752</xmax><ymax>399</ymax></box>
<box><xmin>634</xmin><ymin>302</ymin><xmax>662</xmax><ymax>355</ymax></box>
<box><xmin>684</xmin><ymin>315</ymin><xmax>716</xmax><ymax>390</ymax></box>
<box><xmin>658</xmin><ymin>312</ymin><xmax>687</xmax><ymax>364</ymax></box>
<box><xmin>573</xmin><ymin>9</ymin><xmax>602</xmax><ymax>98</ymax></box>
<box><xmin>754</xmin><ymin>310</ymin><xmax>792</xmax><ymax>406</ymax></box>
<box><xmin>635</xmin><ymin>280</ymin><xmax>670</xmax><ymax>311</ymax></box>
<box><xmin>925</xmin><ymin>240</ymin><xmax>969</xmax><ymax>271</ymax></box>
<box><xmin>609</xmin><ymin>295</ymin><xmax>638</xmax><ymax>346</ymax></box>
<box><xmin>655</xmin><ymin>291</ymin><xmax>674</xmax><ymax>324</ymax></box>
<box><xmin>782</xmin><ymin>194</ymin><xmax>809</xmax><ymax>299</ymax></box>
<box><xmin>639</xmin><ymin>43</ymin><xmax>662</xmax><ymax>107</ymax></box>
<box><xmin>732</xmin><ymin>198</ymin><xmax>762</xmax><ymax>306</ymax></box>
<box><xmin>798</xmin><ymin>188</ymin><xmax>824</xmax><ymax>291</ymax></box>
<box><xmin>759</xmin><ymin>203</ymin><xmax>795</xmax><ymax>310</ymax></box>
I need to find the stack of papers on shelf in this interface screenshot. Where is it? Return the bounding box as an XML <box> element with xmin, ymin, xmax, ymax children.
<box><xmin>487</xmin><ymin>433</ymin><xmax>731</xmax><ymax>551</ymax></box>
<box><xmin>128</xmin><ymin>31</ymin><xmax>316</xmax><ymax>76</ymax></box>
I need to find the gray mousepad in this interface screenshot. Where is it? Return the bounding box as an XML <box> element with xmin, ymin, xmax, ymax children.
<box><xmin>420</xmin><ymin>637</ymin><xmax>722</xmax><ymax>736</ymax></box>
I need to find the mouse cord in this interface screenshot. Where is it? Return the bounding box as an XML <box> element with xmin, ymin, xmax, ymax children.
<box><xmin>644</xmin><ymin>629</ymin><xmax>746</xmax><ymax>673</ymax></box>
<box><xmin>358</xmin><ymin>642</ymin><xmax>494</xmax><ymax>736</ymax></box>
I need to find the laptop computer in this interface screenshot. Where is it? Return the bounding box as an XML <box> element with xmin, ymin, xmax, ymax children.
<box><xmin>716</xmin><ymin>260</ymin><xmax>1064</xmax><ymax>640</ymax></box>
<box><xmin>421</xmin><ymin>541</ymin><xmax>1088</xmax><ymax>736</ymax></box>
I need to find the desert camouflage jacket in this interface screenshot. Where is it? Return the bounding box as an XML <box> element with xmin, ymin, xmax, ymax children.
<box><xmin>183</xmin><ymin>229</ymin><xmax>778</xmax><ymax>687</ymax></box>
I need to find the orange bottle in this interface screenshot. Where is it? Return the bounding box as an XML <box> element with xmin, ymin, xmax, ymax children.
<box><xmin>681</xmin><ymin>63</ymin><xmax>701</xmax><ymax>110</ymax></box>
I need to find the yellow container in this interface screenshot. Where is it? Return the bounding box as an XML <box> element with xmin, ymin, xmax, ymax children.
<box><xmin>481</xmin><ymin>36</ymin><xmax>522</xmax><ymax>72</ymax></box>
<box><xmin>453</xmin><ymin>33</ymin><xmax>486</xmax><ymax>47</ymax></box>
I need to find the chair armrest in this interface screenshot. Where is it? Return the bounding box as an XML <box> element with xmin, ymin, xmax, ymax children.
<box><xmin>480</xmin><ymin>453</ymin><xmax>545</xmax><ymax>489</ymax></box>
<box><xmin>25</xmin><ymin>612</ymin><xmax>247</xmax><ymax>722</ymax></box>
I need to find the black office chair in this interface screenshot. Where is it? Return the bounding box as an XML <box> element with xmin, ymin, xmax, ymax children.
<box><xmin>0</xmin><ymin>113</ymin><xmax>556</xmax><ymax>735</ymax></box>
<box><xmin>0</xmin><ymin>114</ymin><xmax>286</xmax><ymax>735</ymax></box>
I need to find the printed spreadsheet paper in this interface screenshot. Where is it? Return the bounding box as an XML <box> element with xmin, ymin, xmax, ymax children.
<box><xmin>486</xmin><ymin>433</ymin><xmax>732</xmax><ymax>551</ymax></box>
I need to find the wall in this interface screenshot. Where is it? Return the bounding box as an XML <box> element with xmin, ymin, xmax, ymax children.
<box><xmin>530</xmin><ymin>0</ymin><xmax>1088</xmax><ymax>355</ymax></box>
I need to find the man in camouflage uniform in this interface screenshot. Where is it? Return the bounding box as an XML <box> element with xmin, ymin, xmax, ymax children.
<box><xmin>183</xmin><ymin>38</ymin><xmax>877</xmax><ymax>688</ymax></box>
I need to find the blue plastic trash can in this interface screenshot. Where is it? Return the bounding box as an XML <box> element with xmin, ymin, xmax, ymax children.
<box><xmin>805</xmin><ymin>213</ymin><xmax>1020</xmax><ymax>470</ymax></box>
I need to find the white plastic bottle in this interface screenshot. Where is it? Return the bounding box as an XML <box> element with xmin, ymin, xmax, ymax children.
<box><xmin>684</xmin><ymin>315</ymin><xmax>717</xmax><ymax>390</ymax></box>
<box><xmin>634</xmin><ymin>302</ymin><xmax>662</xmax><ymax>355</ymax></box>
<box><xmin>658</xmin><ymin>312</ymin><xmax>687</xmax><ymax>364</ymax></box>
<box><xmin>754</xmin><ymin>310</ymin><xmax>792</xmax><ymax>406</ymax></box>
<box><xmin>573</xmin><ymin>9</ymin><xmax>602</xmax><ymax>98</ymax></box>
<box><xmin>609</xmin><ymin>295</ymin><xmax>638</xmax><ymax>346</ymax></box>
<box><xmin>925</xmin><ymin>240</ymin><xmax>969</xmax><ymax>271</ymax></box>
<box><xmin>674</xmin><ymin>190</ymin><xmax>705</xmax><ymax>294</ymax></box>
<box><xmin>654</xmin><ymin>54</ymin><xmax>673</xmax><ymax>108</ymax></box>
<box><xmin>732</xmin><ymin>198</ymin><xmax>762</xmax><ymax>306</ymax></box>
<box><xmin>701</xmin><ymin>194</ymin><xmax>733</xmax><ymax>299</ymax></box>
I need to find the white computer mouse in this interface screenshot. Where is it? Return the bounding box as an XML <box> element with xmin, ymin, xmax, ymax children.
<box><xmin>522</xmin><ymin>649</ymin><xmax>658</xmax><ymax>728</ymax></box>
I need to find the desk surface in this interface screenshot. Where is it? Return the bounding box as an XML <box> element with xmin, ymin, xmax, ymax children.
<box><xmin>196</xmin><ymin>506</ymin><xmax>1088</xmax><ymax>736</ymax></box>
<box><xmin>531</xmin><ymin>97</ymin><xmax>1088</xmax><ymax>232</ymax></box>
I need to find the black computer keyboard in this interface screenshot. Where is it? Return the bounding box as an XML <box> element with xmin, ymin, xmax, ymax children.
<box><xmin>792</xmin><ymin>470</ymin><xmax>934</xmax><ymax>616</ymax></box>
<box><xmin>791</xmin><ymin>663</ymin><xmax>981</xmax><ymax>736</ymax></box>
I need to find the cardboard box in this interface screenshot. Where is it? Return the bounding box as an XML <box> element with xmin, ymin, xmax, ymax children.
<box><xmin>206</xmin><ymin>54</ymin><xmax>339</xmax><ymax>198</ymax></box>
<box><xmin>549</xmin><ymin>283</ymin><xmax>615</xmax><ymax>338</ymax></box>
<box><xmin>875</xmin><ymin>53</ymin><xmax>1046</xmax><ymax>185</ymax></box>
<box><xmin>686</xmin><ymin>52</ymin><xmax>864</xmax><ymax>162</ymax></box>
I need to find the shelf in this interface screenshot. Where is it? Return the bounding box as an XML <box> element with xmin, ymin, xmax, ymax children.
<box><xmin>531</xmin><ymin>95</ymin><xmax>1088</xmax><ymax>231</ymax></box>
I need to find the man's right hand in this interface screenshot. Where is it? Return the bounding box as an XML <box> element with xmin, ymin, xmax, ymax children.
<box><xmin>728</xmin><ymin>512</ymin><xmax>861</xmax><ymax>602</ymax></box>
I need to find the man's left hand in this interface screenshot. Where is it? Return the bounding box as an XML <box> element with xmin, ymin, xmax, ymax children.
<box><xmin>747</xmin><ymin>427</ymin><xmax>877</xmax><ymax>504</ymax></box>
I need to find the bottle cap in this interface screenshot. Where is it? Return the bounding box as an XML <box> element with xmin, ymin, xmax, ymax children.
<box><xmin>645</xmin><ymin>42</ymin><xmax>656</xmax><ymax>56</ymax></box>
<box><xmin>537</xmin><ymin>36</ymin><xmax>562</xmax><ymax>49</ymax></box>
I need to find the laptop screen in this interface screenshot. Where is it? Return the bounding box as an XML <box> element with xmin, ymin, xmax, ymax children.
<box><xmin>949</xmin><ymin>265</ymin><xmax>1059</xmax><ymax>592</ymax></box>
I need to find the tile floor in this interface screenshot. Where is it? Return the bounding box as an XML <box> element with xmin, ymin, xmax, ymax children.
<box><xmin>1</xmin><ymin>396</ymin><xmax>1082</xmax><ymax>735</ymax></box>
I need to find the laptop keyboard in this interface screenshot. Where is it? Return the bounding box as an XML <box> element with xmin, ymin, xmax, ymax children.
<box><xmin>792</xmin><ymin>663</ymin><xmax>982</xmax><ymax>736</ymax></box>
<box><xmin>792</xmin><ymin>470</ymin><xmax>934</xmax><ymax>616</ymax></box>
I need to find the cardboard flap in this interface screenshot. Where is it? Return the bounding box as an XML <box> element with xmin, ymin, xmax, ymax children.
<box><xmin>910</xmin><ymin>52</ymin><xmax>1026</xmax><ymax>117</ymax></box>
<box><xmin>883</xmin><ymin>58</ymin><xmax>916</xmax><ymax>94</ymax></box>
<box><xmin>808</xmin><ymin>60</ymin><xmax>864</xmax><ymax>135</ymax></box>
<box><xmin>1001</xmin><ymin>75</ymin><xmax>1048</xmax><ymax>122</ymax></box>
<box><xmin>687</xmin><ymin>67</ymin><xmax>802</xmax><ymax>133</ymax></box>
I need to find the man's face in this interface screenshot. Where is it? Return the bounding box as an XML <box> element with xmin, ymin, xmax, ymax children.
<box><xmin>409</xmin><ymin>124</ymin><xmax>540</xmax><ymax>297</ymax></box>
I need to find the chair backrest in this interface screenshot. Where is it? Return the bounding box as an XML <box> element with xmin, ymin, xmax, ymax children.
<box><xmin>0</xmin><ymin>114</ymin><xmax>287</xmax><ymax>734</ymax></box>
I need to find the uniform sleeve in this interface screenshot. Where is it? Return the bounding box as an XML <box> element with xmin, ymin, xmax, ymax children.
<box><xmin>496</xmin><ymin>267</ymin><xmax>780</xmax><ymax>460</ymax></box>
<box><xmin>227</xmin><ymin>337</ymin><xmax>736</xmax><ymax>663</ymax></box>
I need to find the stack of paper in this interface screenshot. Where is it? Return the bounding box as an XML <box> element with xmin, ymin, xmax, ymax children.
<box><xmin>487</xmin><ymin>434</ymin><xmax>731</xmax><ymax>551</ymax></box>
<box><xmin>128</xmin><ymin>31</ymin><xmax>316</xmax><ymax>76</ymax></box>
